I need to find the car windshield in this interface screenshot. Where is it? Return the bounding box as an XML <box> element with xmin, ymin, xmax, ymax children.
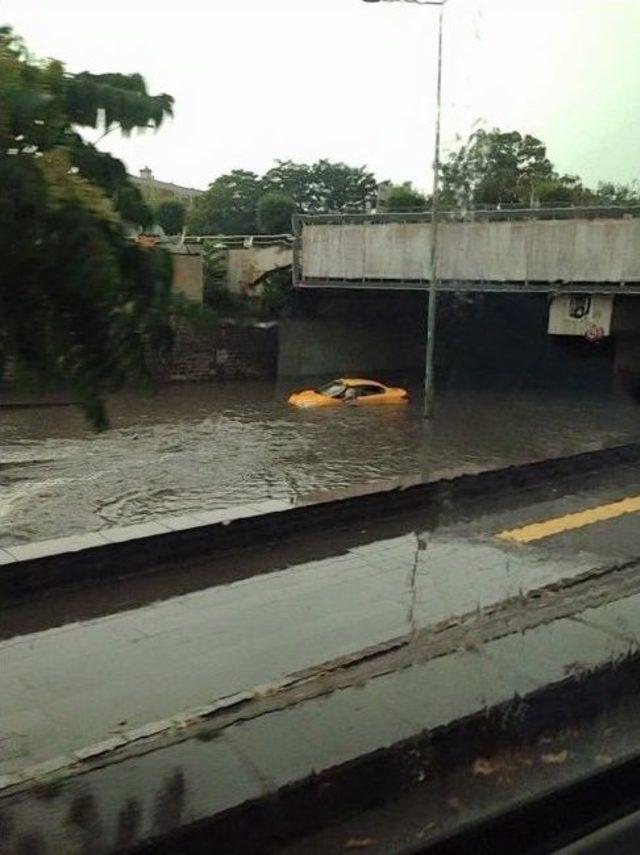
<box><xmin>317</xmin><ymin>381</ymin><xmax>346</xmax><ymax>397</ymax></box>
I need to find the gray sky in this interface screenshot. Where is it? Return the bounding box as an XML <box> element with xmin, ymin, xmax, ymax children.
<box><xmin>4</xmin><ymin>0</ymin><xmax>639</xmax><ymax>192</ymax></box>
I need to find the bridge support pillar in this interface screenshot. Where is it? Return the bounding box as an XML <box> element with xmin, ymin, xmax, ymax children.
<box><xmin>615</xmin><ymin>334</ymin><xmax>640</xmax><ymax>400</ymax></box>
<box><xmin>613</xmin><ymin>299</ymin><xmax>640</xmax><ymax>400</ymax></box>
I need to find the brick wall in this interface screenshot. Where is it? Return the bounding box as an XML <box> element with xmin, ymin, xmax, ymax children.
<box><xmin>164</xmin><ymin>320</ymin><xmax>278</xmax><ymax>382</ymax></box>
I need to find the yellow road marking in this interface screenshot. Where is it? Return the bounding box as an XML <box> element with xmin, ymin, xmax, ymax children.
<box><xmin>497</xmin><ymin>496</ymin><xmax>640</xmax><ymax>544</ymax></box>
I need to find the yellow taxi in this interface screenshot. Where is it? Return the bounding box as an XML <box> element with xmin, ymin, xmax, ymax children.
<box><xmin>288</xmin><ymin>378</ymin><xmax>409</xmax><ymax>408</ymax></box>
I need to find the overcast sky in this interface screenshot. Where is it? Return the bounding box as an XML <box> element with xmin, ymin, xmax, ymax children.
<box><xmin>4</xmin><ymin>0</ymin><xmax>639</xmax><ymax>192</ymax></box>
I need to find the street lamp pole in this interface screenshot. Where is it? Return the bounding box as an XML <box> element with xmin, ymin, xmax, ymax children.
<box><xmin>362</xmin><ymin>0</ymin><xmax>447</xmax><ymax>419</ymax></box>
<box><xmin>424</xmin><ymin>0</ymin><xmax>445</xmax><ymax>419</ymax></box>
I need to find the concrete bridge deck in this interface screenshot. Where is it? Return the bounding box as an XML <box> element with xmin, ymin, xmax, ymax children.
<box><xmin>294</xmin><ymin>207</ymin><xmax>640</xmax><ymax>293</ymax></box>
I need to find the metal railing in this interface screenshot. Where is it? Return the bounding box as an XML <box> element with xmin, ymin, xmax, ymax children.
<box><xmin>183</xmin><ymin>234</ymin><xmax>293</xmax><ymax>247</ymax></box>
<box><xmin>293</xmin><ymin>205</ymin><xmax>640</xmax><ymax>227</ymax></box>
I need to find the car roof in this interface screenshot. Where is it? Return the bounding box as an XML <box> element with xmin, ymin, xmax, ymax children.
<box><xmin>339</xmin><ymin>378</ymin><xmax>386</xmax><ymax>387</ymax></box>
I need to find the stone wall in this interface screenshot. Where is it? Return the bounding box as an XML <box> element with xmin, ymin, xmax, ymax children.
<box><xmin>164</xmin><ymin>320</ymin><xmax>278</xmax><ymax>382</ymax></box>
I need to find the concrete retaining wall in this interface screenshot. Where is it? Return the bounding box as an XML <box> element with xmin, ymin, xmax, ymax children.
<box><xmin>227</xmin><ymin>244</ymin><xmax>292</xmax><ymax>294</ymax></box>
<box><xmin>302</xmin><ymin>218</ymin><xmax>640</xmax><ymax>283</ymax></box>
<box><xmin>278</xmin><ymin>315</ymin><xmax>423</xmax><ymax>376</ymax></box>
<box><xmin>170</xmin><ymin>249</ymin><xmax>204</xmax><ymax>302</ymax></box>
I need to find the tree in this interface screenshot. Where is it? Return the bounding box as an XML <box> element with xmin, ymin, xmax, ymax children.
<box><xmin>257</xmin><ymin>192</ymin><xmax>296</xmax><ymax>234</ymax></box>
<box><xmin>440</xmin><ymin>129</ymin><xmax>560</xmax><ymax>208</ymax></box>
<box><xmin>311</xmin><ymin>159</ymin><xmax>377</xmax><ymax>213</ymax></box>
<box><xmin>0</xmin><ymin>27</ymin><xmax>176</xmax><ymax>429</ymax></box>
<box><xmin>593</xmin><ymin>181</ymin><xmax>640</xmax><ymax>206</ymax></box>
<box><xmin>440</xmin><ymin>129</ymin><xmax>640</xmax><ymax>210</ymax></box>
<box><xmin>191</xmin><ymin>159</ymin><xmax>378</xmax><ymax>234</ymax></box>
<box><xmin>155</xmin><ymin>200</ymin><xmax>186</xmax><ymax>234</ymax></box>
<box><xmin>261</xmin><ymin>161</ymin><xmax>315</xmax><ymax>210</ymax></box>
<box><xmin>535</xmin><ymin>177</ymin><xmax>584</xmax><ymax>206</ymax></box>
<box><xmin>188</xmin><ymin>170</ymin><xmax>261</xmax><ymax>234</ymax></box>
<box><xmin>261</xmin><ymin>159</ymin><xmax>377</xmax><ymax>213</ymax></box>
<box><xmin>381</xmin><ymin>182</ymin><xmax>428</xmax><ymax>212</ymax></box>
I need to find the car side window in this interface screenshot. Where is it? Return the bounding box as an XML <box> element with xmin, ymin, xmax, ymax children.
<box><xmin>353</xmin><ymin>384</ymin><xmax>385</xmax><ymax>397</ymax></box>
<box><xmin>318</xmin><ymin>382</ymin><xmax>346</xmax><ymax>397</ymax></box>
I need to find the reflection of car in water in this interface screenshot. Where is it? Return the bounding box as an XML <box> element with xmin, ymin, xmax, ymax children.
<box><xmin>288</xmin><ymin>378</ymin><xmax>409</xmax><ymax>408</ymax></box>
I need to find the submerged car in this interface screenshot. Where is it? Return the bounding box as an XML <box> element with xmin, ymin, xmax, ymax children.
<box><xmin>288</xmin><ymin>378</ymin><xmax>409</xmax><ymax>408</ymax></box>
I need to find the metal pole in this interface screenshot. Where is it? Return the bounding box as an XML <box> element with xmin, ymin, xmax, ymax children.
<box><xmin>423</xmin><ymin>0</ymin><xmax>445</xmax><ymax>419</ymax></box>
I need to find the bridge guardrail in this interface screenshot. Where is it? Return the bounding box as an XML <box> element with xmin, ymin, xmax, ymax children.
<box><xmin>184</xmin><ymin>234</ymin><xmax>294</xmax><ymax>248</ymax></box>
<box><xmin>293</xmin><ymin>205</ymin><xmax>640</xmax><ymax>227</ymax></box>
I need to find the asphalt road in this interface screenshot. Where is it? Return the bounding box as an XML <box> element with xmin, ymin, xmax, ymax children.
<box><xmin>2</xmin><ymin>458</ymin><xmax>640</xmax><ymax>784</ymax></box>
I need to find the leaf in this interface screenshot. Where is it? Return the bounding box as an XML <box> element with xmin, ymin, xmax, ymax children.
<box><xmin>37</xmin><ymin>148</ymin><xmax>119</xmax><ymax>225</ymax></box>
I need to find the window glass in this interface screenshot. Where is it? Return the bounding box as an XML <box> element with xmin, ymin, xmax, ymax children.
<box><xmin>317</xmin><ymin>381</ymin><xmax>346</xmax><ymax>397</ymax></box>
<box><xmin>353</xmin><ymin>384</ymin><xmax>385</xmax><ymax>397</ymax></box>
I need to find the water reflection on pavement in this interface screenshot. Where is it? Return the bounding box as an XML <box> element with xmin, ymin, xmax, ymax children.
<box><xmin>1</xmin><ymin>378</ymin><xmax>639</xmax><ymax>546</ymax></box>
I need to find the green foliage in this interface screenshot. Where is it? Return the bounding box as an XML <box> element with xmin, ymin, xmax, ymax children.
<box><xmin>312</xmin><ymin>160</ymin><xmax>377</xmax><ymax>213</ymax></box>
<box><xmin>189</xmin><ymin>160</ymin><xmax>379</xmax><ymax>236</ymax></box>
<box><xmin>437</xmin><ymin>128</ymin><xmax>639</xmax><ymax>211</ymax></box>
<box><xmin>188</xmin><ymin>170</ymin><xmax>261</xmax><ymax>235</ymax></box>
<box><xmin>382</xmin><ymin>182</ymin><xmax>428</xmax><ymax>212</ymax></box>
<box><xmin>155</xmin><ymin>199</ymin><xmax>186</xmax><ymax>234</ymax></box>
<box><xmin>440</xmin><ymin>128</ymin><xmax>640</xmax><ymax>211</ymax></box>
<box><xmin>261</xmin><ymin>161</ymin><xmax>315</xmax><ymax>210</ymax></box>
<box><xmin>261</xmin><ymin>159</ymin><xmax>377</xmax><ymax>213</ymax></box>
<box><xmin>171</xmin><ymin>290</ymin><xmax>218</xmax><ymax>334</ymax></box>
<box><xmin>202</xmin><ymin>243</ymin><xmax>227</xmax><ymax>306</ymax></box>
<box><xmin>592</xmin><ymin>181</ymin><xmax>640</xmax><ymax>206</ymax></box>
<box><xmin>257</xmin><ymin>192</ymin><xmax>296</xmax><ymax>234</ymax></box>
<box><xmin>261</xmin><ymin>268</ymin><xmax>294</xmax><ymax>315</ymax></box>
<box><xmin>440</xmin><ymin>129</ymin><xmax>558</xmax><ymax>208</ymax></box>
<box><xmin>535</xmin><ymin>178</ymin><xmax>580</xmax><ymax>206</ymax></box>
<box><xmin>202</xmin><ymin>242</ymin><xmax>246</xmax><ymax>315</ymax></box>
<box><xmin>65</xmin><ymin>72</ymin><xmax>173</xmax><ymax>136</ymax></box>
<box><xmin>0</xmin><ymin>27</ymin><xmax>176</xmax><ymax>429</ymax></box>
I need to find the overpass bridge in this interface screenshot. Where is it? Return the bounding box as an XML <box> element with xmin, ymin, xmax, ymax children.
<box><xmin>184</xmin><ymin>210</ymin><xmax>640</xmax><ymax>378</ymax></box>
<box><xmin>293</xmin><ymin>207</ymin><xmax>640</xmax><ymax>295</ymax></box>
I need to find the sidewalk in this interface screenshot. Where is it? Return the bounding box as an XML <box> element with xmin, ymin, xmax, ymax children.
<box><xmin>0</xmin><ymin>533</ymin><xmax>603</xmax><ymax>781</ymax></box>
<box><xmin>2</xmin><ymin>548</ymin><xmax>640</xmax><ymax>853</ymax></box>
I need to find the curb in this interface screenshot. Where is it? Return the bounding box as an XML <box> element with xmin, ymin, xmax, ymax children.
<box><xmin>2</xmin><ymin>442</ymin><xmax>640</xmax><ymax>601</ymax></box>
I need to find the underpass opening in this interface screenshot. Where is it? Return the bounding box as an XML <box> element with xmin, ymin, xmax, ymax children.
<box><xmin>278</xmin><ymin>289</ymin><xmax>617</xmax><ymax>398</ymax></box>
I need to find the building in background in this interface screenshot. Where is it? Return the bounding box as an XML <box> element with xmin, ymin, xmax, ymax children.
<box><xmin>130</xmin><ymin>167</ymin><xmax>204</xmax><ymax>209</ymax></box>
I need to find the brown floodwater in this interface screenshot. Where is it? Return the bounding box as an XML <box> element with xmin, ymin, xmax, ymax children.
<box><xmin>1</xmin><ymin>377</ymin><xmax>639</xmax><ymax>546</ymax></box>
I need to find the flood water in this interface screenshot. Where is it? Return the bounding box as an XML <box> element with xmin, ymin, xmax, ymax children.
<box><xmin>1</xmin><ymin>377</ymin><xmax>639</xmax><ymax>546</ymax></box>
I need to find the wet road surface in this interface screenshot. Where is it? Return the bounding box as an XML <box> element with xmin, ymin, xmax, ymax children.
<box><xmin>1</xmin><ymin>380</ymin><xmax>639</xmax><ymax>546</ymax></box>
<box><xmin>3</xmin><ymin>457</ymin><xmax>640</xmax><ymax>783</ymax></box>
